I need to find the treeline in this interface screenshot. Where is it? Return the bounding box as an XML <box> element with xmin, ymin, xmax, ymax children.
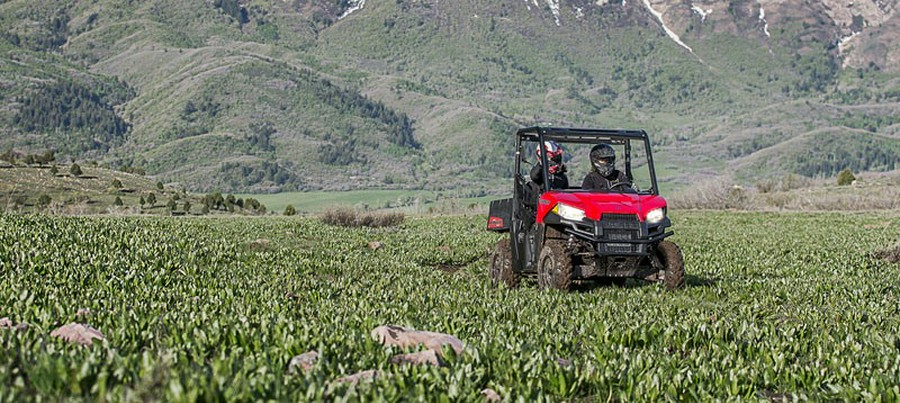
<box><xmin>13</xmin><ymin>80</ymin><xmax>132</xmax><ymax>152</ymax></box>
<box><xmin>306</xmin><ymin>73</ymin><xmax>419</xmax><ymax>149</ymax></box>
<box><xmin>212</xmin><ymin>0</ymin><xmax>248</xmax><ymax>25</ymax></box>
<box><xmin>2</xmin><ymin>8</ymin><xmax>69</xmax><ymax>51</ymax></box>
<box><xmin>200</xmin><ymin>192</ymin><xmax>266</xmax><ymax>214</ymax></box>
<box><xmin>218</xmin><ymin>161</ymin><xmax>297</xmax><ymax>189</ymax></box>
<box><xmin>795</xmin><ymin>135</ymin><xmax>900</xmax><ymax>177</ymax></box>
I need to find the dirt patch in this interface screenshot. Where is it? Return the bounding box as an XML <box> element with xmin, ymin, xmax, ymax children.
<box><xmin>433</xmin><ymin>263</ymin><xmax>464</xmax><ymax>274</ymax></box>
<box><xmin>875</xmin><ymin>242</ymin><xmax>900</xmax><ymax>263</ymax></box>
<box><xmin>51</xmin><ymin>323</ymin><xmax>105</xmax><ymax>346</ymax></box>
<box><xmin>367</xmin><ymin>241</ymin><xmax>383</xmax><ymax>251</ymax></box>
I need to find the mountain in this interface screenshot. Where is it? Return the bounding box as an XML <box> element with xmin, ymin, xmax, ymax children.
<box><xmin>0</xmin><ymin>0</ymin><xmax>897</xmax><ymax>194</ymax></box>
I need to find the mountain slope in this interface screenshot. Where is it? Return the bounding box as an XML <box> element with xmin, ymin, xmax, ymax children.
<box><xmin>0</xmin><ymin>0</ymin><xmax>897</xmax><ymax>193</ymax></box>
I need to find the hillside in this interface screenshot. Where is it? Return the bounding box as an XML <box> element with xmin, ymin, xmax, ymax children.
<box><xmin>0</xmin><ymin>0</ymin><xmax>897</xmax><ymax>194</ymax></box>
<box><xmin>0</xmin><ymin>162</ymin><xmax>269</xmax><ymax>215</ymax></box>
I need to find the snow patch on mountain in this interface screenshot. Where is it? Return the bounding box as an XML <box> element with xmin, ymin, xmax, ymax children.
<box><xmin>547</xmin><ymin>0</ymin><xmax>562</xmax><ymax>26</ymax></box>
<box><xmin>691</xmin><ymin>5</ymin><xmax>712</xmax><ymax>22</ymax></box>
<box><xmin>759</xmin><ymin>7</ymin><xmax>771</xmax><ymax>37</ymax></box>
<box><xmin>338</xmin><ymin>0</ymin><xmax>366</xmax><ymax>20</ymax></box>
<box><xmin>642</xmin><ymin>0</ymin><xmax>695</xmax><ymax>54</ymax></box>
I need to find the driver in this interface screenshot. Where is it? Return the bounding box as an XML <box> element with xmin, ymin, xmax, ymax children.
<box><xmin>530</xmin><ymin>140</ymin><xmax>569</xmax><ymax>190</ymax></box>
<box><xmin>582</xmin><ymin>143</ymin><xmax>629</xmax><ymax>191</ymax></box>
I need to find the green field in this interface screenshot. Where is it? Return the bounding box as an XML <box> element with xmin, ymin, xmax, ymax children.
<box><xmin>237</xmin><ymin>190</ymin><xmax>503</xmax><ymax>215</ymax></box>
<box><xmin>1</xmin><ymin>211</ymin><xmax>899</xmax><ymax>400</ymax></box>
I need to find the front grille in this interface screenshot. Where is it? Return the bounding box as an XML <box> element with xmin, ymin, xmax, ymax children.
<box><xmin>595</xmin><ymin>213</ymin><xmax>646</xmax><ymax>255</ymax></box>
<box><xmin>600</xmin><ymin>214</ymin><xmax>640</xmax><ymax>228</ymax></box>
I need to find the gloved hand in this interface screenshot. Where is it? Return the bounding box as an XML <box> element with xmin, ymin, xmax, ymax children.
<box><xmin>548</xmin><ymin>163</ymin><xmax>566</xmax><ymax>175</ymax></box>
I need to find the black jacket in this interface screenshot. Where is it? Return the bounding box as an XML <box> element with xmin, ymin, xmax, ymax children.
<box><xmin>582</xmin><ymin>170</ymin><xmax>629</xmax><ymax>191</ymax></box>
<box><xmin>530</xmin><ymin>164</ymin><xmax>569</xmax><ymax>190</ymax></box>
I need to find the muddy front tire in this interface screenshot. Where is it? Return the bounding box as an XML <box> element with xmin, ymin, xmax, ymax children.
<box><xmin>537</xmin><ymin>240</ymin><xmax>573</xmax><ymax>291</ymax></box>
<box><xmin>490</xmin><ymin>238</ymin><xmax>519</xmax><ymax>288</ymax></box>
<box><xmin>655</xmin><ymin>240</ymin><xmax>685</xmax><ymax>290</ymax></box>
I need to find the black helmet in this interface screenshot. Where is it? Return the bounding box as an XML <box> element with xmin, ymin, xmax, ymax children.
<box><xmin>590</xmin><ymin>144</ymin><xmax>616</xmax><ymax>176</ymax></box>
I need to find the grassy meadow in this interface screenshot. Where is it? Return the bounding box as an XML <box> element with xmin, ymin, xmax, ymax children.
<box><xmin>1</xmin><ymin>211</ymin><xmax>899</xmax><ymax>400</ymax></box>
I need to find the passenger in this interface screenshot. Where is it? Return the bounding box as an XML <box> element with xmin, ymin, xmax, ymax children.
<box><xmin>530</xmin><ymin>140</ymin><xmax>569</xmax><ymax>190</ymax></box>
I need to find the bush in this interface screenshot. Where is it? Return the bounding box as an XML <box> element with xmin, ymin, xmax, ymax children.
<box><xmin>70</xmin><ymin>163</ymin><xmax>82</xmax><ymax>177</ymax></box>
<box><xmin>37</xmin><ymin>194</ymin><xmax>52</xmax><ymax>208</ymax></box>
<box><xmin>320</xmin><ymin>208</ymin><xmax>405</xmax><ymax>228</ymax></box>
<box><xmin>283</xmin><ymin>204</ymin><xmax>297</xmax><ymax>216</ymax></box>
<box><xmin>111</xmin><ymin>179</ymin><xmax>123</xmax><ymax>188</ymax></box>
<box><xmin>669</xmin><ymin>177</ymin><xmax>752</xmax><ymax>210</ymax></box>
<box><xmin>114</xmin><ymin>196</ymin><xmax>123</xmax><ymax>206</ymax></box>
<box><xmin>837</xmin><ymin>168</ymin><xmax>856</xmax><ymax>186</ymax></box>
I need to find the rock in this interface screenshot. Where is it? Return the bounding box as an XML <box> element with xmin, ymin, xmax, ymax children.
<box><xmin>288</xmin><ymin>351</ymin><xmax>319</xmax><ymax>374</ymax></box>
<box><xmin>248</xmin><ymin>239</ymin><xmax>270</xmax><ymax>251</ymax></box>
<box><xmin>371</xmin><ymin>325</ymin><xmax>464</xmax><ymax>356</ymax></box>
<box><xmin>390</xmin><ymin>349</ymin><xmax>442</xmax><ymax>367</ymax></box>
<box><xmin>368</xmin><ymin>241</ymin><xmax>383</xmax><ymax>250</ymax></box>
<box><xmin>333</xmin><ymin>369</ymin><xmax>385</xmax><ymax>385</ymax></box>
<box><xmin>0</xmin><ymin>317</ymin><xmax>12</xmax><ymax>328</ymax></box>
<box><xmin>481</xmin><ymin>388</ymin><xmax>501</xmax><ymax>402</ymax></box>
<box><xmin>50</xmin><ymin>323</ymin><xmax>105</xmax><ymax>346</ymax></box>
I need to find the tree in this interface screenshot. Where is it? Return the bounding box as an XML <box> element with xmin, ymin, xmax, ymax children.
<box><xmin>167</xmin><ymin>198</ymin><xmax>177</xmax><ymax>211</ymax></box>
<box><xmin>283</xmin><ymin>204</ymin><xmax>297</xmax><ymax>216</ymax></box>
<box><xmin>50</xmin><ymin>165</ymin><xmax>58</xmax><ymax>175</ymax></box>
<box><xmin>183</xmin><ymin>201</ymin><xmax>191</xmax><ymax>213</ymax></box>
<box><xmin>146</xmin><ymin>192</ymin><xmax>157</xmax><ymax>207</ymax></box>
<box><xmin>24</xmin><ymin>154</ymin><xmax>35</xmax><ymax>165</ymax></box>
<box><xmin>139</xmin><ymin>196</ymin><xmax>146</xmax><ymax>207</ymax></box>
<box><xmin>114</xmin><ymin>196</ymin><xmax>123</xmax><ymax>206</ymax></box>
<box><xmin>156</xmin><ymin>181</ymin><xmax>164</xmax><ymax>190</ymax></box>
<box><xmin>837</xmin><ymin>168</ymin><xmax>856</xmax><ymax>186</ymax></box>
<box><xmin>111</xmin><ymin>178</ymin><xmax>123</xmax><ymax>188</ymax></box>
<box><xmin>70</xmin><ymin>163</ymin><xmax>82</xmax><ymax>177</ymax></box>
<box><xmin>37</xmin><ymin>194</ymin><xmax>52</xmax><ymax>208</ymax></box>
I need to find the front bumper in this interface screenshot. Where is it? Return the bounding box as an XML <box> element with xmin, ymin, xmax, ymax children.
<box><xmin>545</xmin><ymin>213</ymin><xmax>672</xmax><ymax>255</ymax></box>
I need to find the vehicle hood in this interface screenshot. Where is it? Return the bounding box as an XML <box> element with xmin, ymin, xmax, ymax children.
<box><xmin>540</xmin><ymin>191</ymin><xmax>667</xmax><ymax>222</ymax></box>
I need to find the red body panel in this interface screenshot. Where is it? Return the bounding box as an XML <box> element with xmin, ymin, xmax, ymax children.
<box><xmin>537</xmin><ymin>191</ymin><xmax>667</xmax><ymax>223</ymax></box>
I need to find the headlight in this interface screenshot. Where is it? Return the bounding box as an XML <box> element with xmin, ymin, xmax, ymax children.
<box><xmin>646</xmin><ymin>208</ymin><xmax>665</xmax><ymax>224</ymax></box>
<box><xmin>554</xmin><ymin>203</ymin><xmax>585</xmax><ymax>221</ymax></box>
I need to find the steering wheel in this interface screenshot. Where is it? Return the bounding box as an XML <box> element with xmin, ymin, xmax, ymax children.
<box><xmin>610</xmin><ymin>181</ymin><xmax>637</xmax><ymax>193</ymax></box>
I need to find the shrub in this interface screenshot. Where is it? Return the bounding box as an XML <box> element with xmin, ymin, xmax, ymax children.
<box><xmin>320</xmin><ymin>208</ymin><xmax>405</xmax><ymax>228</ymax></box>
<box><xmin>669</xmin><ymin>177</ymin><xmax>752</xmax><ymax>210</ymax></box>
<box><xmin>37</xmin><ymin>194</ymin><xmax>52</xmax><ymax>208</ymax></box>
<box><xmin>111</xmin><ymin>179</ymin><xmax>123</xmax><ymax>188</ymax></box>
<box><xmin>283</xmin><ymin>204</ymin><xmax>297</xmax><ymax>216</ymax></box>
<box><xmin>156</xmin><ymin>181</ymin><xmax>164</xmax><ymax>190</ymax></box>
<box><xmin>70</xmin><ymin>163</ymin><xmax>82</xmax><ymax>177</ymax></box>
<box><xmin>114</xmin><ymin>196</ymin><xmax>123</xmax><ymax>206</ymax></box>
<box><xmin>837</xmin><ymin>168</ymin><xmax>856</xmax><ymax>186</ymax></box>
<box><xmin>49</xmin><ymin>165</ymin><xmax>58</xmax><ymax>175</ymax></box>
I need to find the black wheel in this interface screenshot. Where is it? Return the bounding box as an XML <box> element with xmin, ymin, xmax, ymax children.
<box><xmin>490</xmin><ymin>238</ymin><xmax>519</xmax><ymax>288</ymax></box>
<box><xmin>537</xmin><ymin>240</ymin><xmax>573</xmax><ymax>291</ymax></box>
<box><xmin>655</xmin><ymin>240</ymin><xmax>684</xmax><ymax>290</ymax></box>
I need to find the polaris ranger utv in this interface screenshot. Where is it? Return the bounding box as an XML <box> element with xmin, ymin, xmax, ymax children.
<box><xmin>487</xmin><ymin>127</ymin><xmax>684</xmax><ymax>291</ymax></box>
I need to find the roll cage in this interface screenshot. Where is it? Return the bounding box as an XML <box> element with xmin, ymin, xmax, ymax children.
<box><xmin>515</xmin><ymin>126</ymin><xmax>661</xmax><ymax>195</ymax></box>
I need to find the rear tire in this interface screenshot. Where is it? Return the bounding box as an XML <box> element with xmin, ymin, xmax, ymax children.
<box><xmin>655</xmin><ymin>240</ymin><xmax>685</xmax><ymax>290</ymax></box>
<box><xmin>537</xmin><ymin>240</ymin><xmax>573</xmax><ymax>291</ymax></box>
<box><xmin>490</xmin><ymin>238</ymin><xmax>519</xmax><ymax>288</ymax></box>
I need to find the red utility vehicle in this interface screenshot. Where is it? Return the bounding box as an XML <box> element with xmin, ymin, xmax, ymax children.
<box><xmin>487</xmin><ymin>127</ymin><xmax>684</xmax><ymax>290</ymax></box>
